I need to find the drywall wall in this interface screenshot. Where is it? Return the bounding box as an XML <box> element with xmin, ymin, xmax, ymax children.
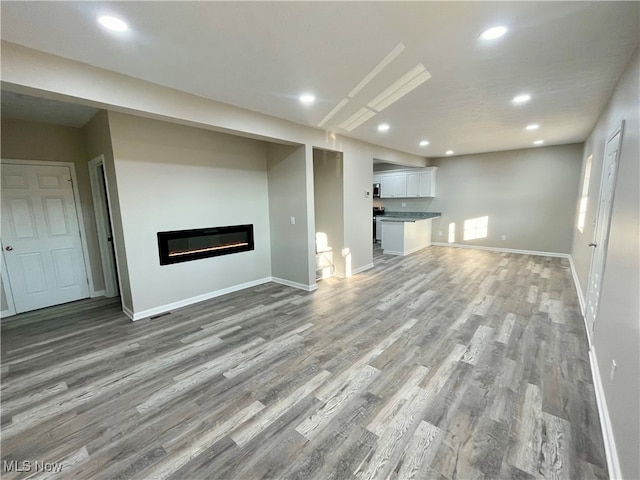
<box><xmin>0</xmin><ymin>42</ymin><xmax>427</xmax><ymax>281</ymax></box>
<box><xmin>106</xmin><ymin>112</ymin><xmax>272</xmax><ymax>316</ymax></box>
<box><xmin>83</xmin><ymin>111</ymin><xmax>133</xmax><ymax>312</ymax></box>
<box><xmin>267</xmin><ymin>143</ymin><xmax>313</xmax><ymax>287</ymax></box>
<box><xmin>0</xmin><ymin>117</ymin><xmax>104</xmax><ymax>294</ymax></box>
<box><xmin>572</xmin><ymin>48</ymin><xmax>639</xmax><ymax>479</ymax></box>
<box><xmin>313</xmin><ymin>149</ymin><xmax>345</xmax><ymax>277</ymax></box>
<box><xmin>427</xmin><ymin>144</ymin><xmax>583</xmax><ymax>253</ymax></box>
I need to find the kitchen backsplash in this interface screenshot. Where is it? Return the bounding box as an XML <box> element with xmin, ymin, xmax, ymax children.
<box><xmin>374</xmin><ymin>197</ymin><xmax>435</xmax><ymax>212</ymax></box>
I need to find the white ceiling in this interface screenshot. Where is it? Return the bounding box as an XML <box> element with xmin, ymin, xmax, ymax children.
<box><xmin>1</xmin><ymin>1</ymin><xmax>638</xmax><ymax>158</ymax></box>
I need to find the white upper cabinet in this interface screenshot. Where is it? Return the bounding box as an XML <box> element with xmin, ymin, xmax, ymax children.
<box><xmin>392</xmin><ymin>173</ymin><xmax>407</xmax><ymax>197</ymax></box>
<box><xmin>377</xmin><ymin>167</ymin><xmax>436</xmax><ymax>198</ymax></box>
<box><xmin>373</xmin><ymin>174</ymin><xmax>381</xmax><ymax>184</ymax></box>
<box><xmin>419</xmin><ymin>170</ymin><xmax>435</xmax><ymax>197</ymax></box>
<box><xmin>380</xmin><ymin>174</ymin><xmax>394</xmax><ymax>198</ymax></box>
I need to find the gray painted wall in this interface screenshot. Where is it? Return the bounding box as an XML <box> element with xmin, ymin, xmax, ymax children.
<box><xmin>83</xmin><ymin>111</ymin><xmax>133</xmax><ymax>312</ymax></box>
<box><xmin>572</xmin><ymin>48</ymin><xmax>639</xmax><ymax>479</ymax></box>
<box><xmin>313</xmin><ymin>149</ymin><xmax>345</xmax><ymax>277</ymax></box>
<box><xmin>106</xmin><ymin>112</ymin><xmax>272</xmax><ymax>315</ymax></box>
<box><xmin>267</xmin><ymin>144</ymin><xmax>312</xmax><ymax>287</ymax></box>
<box><xmin>379</xmin><ymin>144</ymin><xmax>583</xmax><ymax>254</ymax></box>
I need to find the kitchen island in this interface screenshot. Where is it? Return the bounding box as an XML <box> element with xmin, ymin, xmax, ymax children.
<box><xmin>378</xmin><ymin>212</ymin><xmax>441</xmax><ymax>256</ymax></box>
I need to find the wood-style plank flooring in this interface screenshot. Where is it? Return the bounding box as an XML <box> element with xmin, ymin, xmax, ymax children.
<box><xmin>1</xmin><ymin>246</ymin><xmax>607</xmax><ymax>479</ymax></box>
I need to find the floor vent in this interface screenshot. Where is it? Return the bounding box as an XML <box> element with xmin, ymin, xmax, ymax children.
<box><xmin>150</xmin><ymin>311</ymin><xmax>172</xmax><ymax>320</ymax></box>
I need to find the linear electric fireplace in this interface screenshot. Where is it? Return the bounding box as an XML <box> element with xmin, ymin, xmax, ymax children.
<box><xmin>157</xmin><ymin>224</ymin><xmax>254</xmax><ymax>265</ymax></box>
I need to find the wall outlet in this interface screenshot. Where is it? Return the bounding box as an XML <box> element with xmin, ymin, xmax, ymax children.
<box><xmin>401</xmin><ymin>202</ymin><xmax>407</xmax><ymax>207</ymax></box>
<box><xmin>365</xmin><ymin>190</ymin><xmax>371</xmax><ymax>198</ymax></box>
<box><xmin>502</xmin><ymin>235</ymin><xmax>507</xmax><ymax>241</ymax></box>
<box><xmin>610</xmin><ymin>360</ymin><xmax>617</xmax><ymax>381</ymax></box>
<box><xmin>290</xmin><ymin>216</ymin><xmax>296</xmax><ymax>225</ymax></box>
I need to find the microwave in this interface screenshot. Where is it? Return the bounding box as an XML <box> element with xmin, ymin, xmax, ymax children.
<box><xmin>373</xmin><ymin>183</ymin><xmax>380</xmax><ymax>197</ymax></box>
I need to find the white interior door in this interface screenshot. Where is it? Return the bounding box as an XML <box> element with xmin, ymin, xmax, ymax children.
<box><xmin>585</xmin><ymin>123</ymin><xmax>624</xmax><ymax>337</ymax></box>
<box><xmin>1</xmin><ymin>163</ymin><xmax>90</xmax><ymax>313</ymax></box>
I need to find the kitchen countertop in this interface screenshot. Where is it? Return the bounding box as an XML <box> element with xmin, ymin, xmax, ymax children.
<box><xmin>377</xmin><ymin>212</ymin><xmax>441</xmax><ymax>222</ymax></box>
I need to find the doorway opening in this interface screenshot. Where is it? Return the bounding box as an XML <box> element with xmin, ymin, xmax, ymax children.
<box><xmin>312</xmin><ymin>148</ymin><xmax>345</xmax><ymax>279</ymax></box>
<box><xmin>1</xmin><ymin>160</ymin><xmax>93</xmax><ymax>315</ymax></box>
<box><xmin>88</xmin><ymin>155</ymin><xmax>119</xmax><ymax>298</ymax></box>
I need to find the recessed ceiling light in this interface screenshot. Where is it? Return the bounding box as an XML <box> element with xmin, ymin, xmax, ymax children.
<box><xmin>512</xmin><ymin>94</ymin><xmax>531</xmax><ymax>104</ymax></box>
<box><xmin>534</xmin><ymin>140</ymin><xmax>544</xmax><ymax>145</ymax></box>
<box><xmin>526</xmin><ymin>124</ymin><xmax>540</xmax><ymax>130</ymax></box>
<box><xmin>98</xmin><ymin>15</ymin><xmax>128</xmax><ymax>32</ymax></box>
<box><xmin>419</xmin><ymin>140</ymin><xmax>429</xmax><ymax>147</ymax></box>
<box><xmin>480</xmin><ymin>26</ymin><xmax>508</xmax><ymax>40</ymax></box>
<box><xmin>445</xmin><ymin>150</ymin><xmax>454</xmax><ymax>155</ymax></box>
<box><xmin>378</xmin><ymin>123</ymin><xmax>390</xmax><ymax>132</ymax></box>
<box><xmin>299</xmin><ymin>93</ymin><xmax>315</xmax><ymax>105</ymax></box>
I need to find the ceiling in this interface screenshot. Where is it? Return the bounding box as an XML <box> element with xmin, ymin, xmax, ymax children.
<box><xmin>1</xmin><ymin>90</ymin><xmax>98</xmax><ymax>128</ymax></box>
<box><xmin>1</xmin><ymin>1</ymin><xmax>638</xmax><ymax>158</ymax></box>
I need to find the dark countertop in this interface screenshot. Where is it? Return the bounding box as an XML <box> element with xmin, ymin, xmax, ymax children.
<box><xmin>377</xmin><ymin>211</ymin><xmax>441</xmax><ymax>222</ymax></box>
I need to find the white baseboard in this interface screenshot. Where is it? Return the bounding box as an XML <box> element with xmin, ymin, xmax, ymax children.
<box><xmin>271</xmin><ymin>276</ymin><xmax>318</xmax><ymax>292</ymax></box>
<box><xmin>351</xmin><ymin>263</ymin><xmax>374</xmax><ymax>275</ymax></box>
<box><xmin>383</xmin><ymin>245</ymin><xmax>427</xmax><ymax>256</ymax></box>
<box><xmin>129</xmin><ymin>277</ymin><xmax>272</xmax><ymax>321</ymax></box>
<box><xmin>1</xmin><ymin>309</ymin><xmax>16</xmax><ymax>319</ymax></box>
<box><xmin>589</xmin><ymin>347</ymin><xmax>622</xmax><ymax>480</ymax></box>
<box><xmin>431</xmin><ymin>242</ymin><xmax>569</xmax><ymax>259</ymax></box>
<box><xmin>568</xmin><ymin>254</ymin><xmax>586</xmax><ymax>317</ymax></box>
<box><xmin>90</xmin><ymin>289</ymin><xmax>106</xmax><ymax>299</ymax></box>
<box><xmin>122</xmin><ymin>305</ymin><xmax>134</xmax><ymax>321</ymax></box>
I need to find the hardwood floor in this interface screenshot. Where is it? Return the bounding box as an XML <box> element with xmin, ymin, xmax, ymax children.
<box><xmin>1</xmin><ymin>246</ymin><xmax>607</xmax><ymax>479</ymax></box>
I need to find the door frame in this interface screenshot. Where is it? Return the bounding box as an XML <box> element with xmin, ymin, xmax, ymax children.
<box><xmin>1</xmin><ymin>248</ymin><xmax>17</xmax><ymax>317</ymax></box>
<box><xmin>88</xmin><ymin>155</ymin><xmax>119</xmax><ymax>298</ymax></box>
<box><xmin>585</xmin><ymin>121</ymin><xmax>624</xmax><ymax>340</ymax></box>
<box><xmin>0</xmin><ymin>159</ymin><xmax>97</xmax><ymax>317</ymax></box>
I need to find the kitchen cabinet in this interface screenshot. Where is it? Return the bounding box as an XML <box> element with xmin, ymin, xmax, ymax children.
<box><xmin>379</xmin><ymin>217</ymin><xmax>434</xmax><ymax>256</ymax></box>
<box><xmin>406</xmin><ymin>173</ymin><xmax>420</xmax><ymax>196</ymax></box>
<box><xmin>378</xmin><ymin>168</ymin><xmax>436</xmax><ymax>198</ymax></box>
<box><xmin>419</xmin><ymin>171</ymin><xmax>435</xmax><ymax>196</ymax></box>
<box><xmin>372</xmin><ymin>174</ymin><xmax>381</xmax><ymax>184</ymax></box>
<box><xmin>380</xmin><ymin>174</ymin><xmax>394</xmax><ymax>198</ymax></box>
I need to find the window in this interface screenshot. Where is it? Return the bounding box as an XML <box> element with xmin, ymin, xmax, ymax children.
<box><xmin>448</xmin><ymin>222</ymin><xmax>455</xmax><ymax>243</ymax></box>
<box><xmin>463</xmin><ymin>216</ymin><xmax>488</xmax><ymax>241</ymax></box>
<box><xmin>577</xmin><ymin>155</ymin><xmax>593</xmax><ymax>233</ymax></box>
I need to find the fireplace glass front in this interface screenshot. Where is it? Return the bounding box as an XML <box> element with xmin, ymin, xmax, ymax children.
<box><xmin>157</xmin><ymin>224</ymin><xmax>254</xmax><ymax>265</ymax></box>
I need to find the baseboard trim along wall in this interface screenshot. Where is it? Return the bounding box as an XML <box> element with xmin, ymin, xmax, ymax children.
<box><xmin>1</xmin><ymin>309</ymin><xmax>16</xmax><ymax>320</ymax></box>
<box><xmin>128</xmin><ymin>277</ymin><xmax>273</xmax><ymax>321</ymax></box>
<box><xmin>590</xmin><ymin>347</ymin><xmax>623</xmax><ymax>480</ymax></box>
<box><xmin>90</xmin><ymin>289</ymin><xmax>106</xmax><ymax>299</ymax></box>
<box><xmin>271</xmin><ymin>277</ymin><xmax>318</xmax><ymax>292</ymax></box>
<box><xmin>568</xmin><ymin>255</ymin><xmax>586</xmax><ymax>316</ymax></box>
<box><xmin>431</xmin><ymin>242</ymin><xmax>570</xmax><ymax>258</ymax></box>
<box><xmin>122</xmin><ymin>305</ymin><xmax>135</xmax><ymax>321</ymax></box>
<box><xmin>351</xmin><ymin>263</ymin><xmax>374</xmax><ymax>275</ymax></box>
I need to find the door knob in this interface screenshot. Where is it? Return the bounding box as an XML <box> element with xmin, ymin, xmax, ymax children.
<box><xmin>588</xmin><ymin>242</ymin><xmax>597</xmax><ymax>247</ymax></box>
<box><xmin>5</xmin><ymin>246</ymin><xmax>13</xmax><ymax>251</ymax></box>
